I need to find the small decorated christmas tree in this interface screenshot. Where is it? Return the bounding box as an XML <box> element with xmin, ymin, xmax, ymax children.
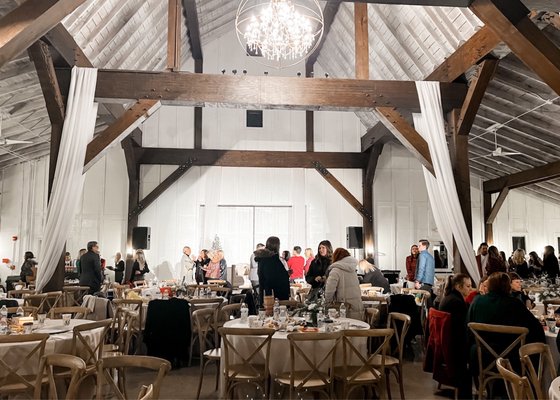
<box><xmin>211</xmin><ymin>235</ymin><xmax>222</xmax><ymax>252</ymax></box>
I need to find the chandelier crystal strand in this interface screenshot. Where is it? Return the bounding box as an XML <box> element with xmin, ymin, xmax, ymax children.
<box><xmin>236</xmin><ymin>0</ymin><xmax>323</xmax><ymax>67</ymax></box>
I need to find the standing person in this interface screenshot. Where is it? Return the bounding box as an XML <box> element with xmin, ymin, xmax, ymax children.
<box><xmin>124</xmin><ymin>253</ymin><xmax>134</xmax><ymax>284</ymax></box>
<box><xmin>217</xmin><ymin>250</ymin><xmax>228</xmax><ymax>281</ymax></box>
<box><xmin>131</xmin><ymin>249</ymin><xmax>149</xmax><ymax>282</ymax></box>
<box><xmin>434</xmin><ymin>249</ymin><xmax>443</xmax><ymax>269</ymax></box>
<box><xmin>415</xmin><ymin>239</ymin><xmax>435</xmax><ymax>291</ymax></box>
<box><xmin>194</xmin><ymin>250</ymin><xmax>210</xmax><ymax>284</ymax></box>
<box><xmin>405</xmin><ymin>245</ymin><xmax>419</xmax><ymax>283</ymax></box>
<box><xmin>287</xmin><ymin>246</ymin><xmax>305</xmax><ymax>280</ymax></box>
<box><xmin>203</xmin><ymin>251</ymin><xmax>221</xmax><ymax>282</ymax></box>
<box><xmin>438</xmin><ymin>273</ymin><xmax>473</xmax><ymax>398</ymax></box>
<box><xmin>528</xmin><ymin>251</ymin><xmax>544</xmax><ymax>276</ymax></box>
<box><xmin>249</xmin><ymin>243</ymin><xmax>265</xmax><ymax>290</ymax></box>
<box><xmin>255</xmin><ymin>236</ymin><xmax>290</xmax><ymax>301</ymax></box>
<box><xmin>509</xmin><ymin>249</ymin><xmax>529</xmax><ymax>279</ymax></box>
<box><xmin>19</xmin><ymin>251</ymin><xmax>38</xmax><ymax>284</ymax></box>
<box><xmin>486</xmin><ymin>246</ymin><xmax>506</xmax><ymax>275</ymax></box>
<box><xmin>79</xmin><ymin>241</ymin><xmax>102</xmax><ymax>294</ymax></box>
<box><xmin>475</xmin><ymin>242</ymin><xmax>489</xmax><ymax>278</ymax></box>
<box><xmin>324</xmin><ymin>248</ymin><xmax>363</xmax><ymax>319</ymax></box>
<box><xmin>107</xmin><ymin>252</ymin><xmax>125</xmax><ymax>284</ymax></box>
<box><xmin>304</xmin><ymin>248</ymin><xmax>314</xmax><ymax>275</ymax></box>
<box><xmin>180</xmin><ymin>246</ymin><xmax>194</xmax><ymax>284</ymax></box>
<box><xmin>543</xmin><ymin>246</ymin><xmax>560</xmax><ymax>280</ymax></box>
<box><xmin>306</xmin><ymin>240</ymin><xmax>333</xmax><ymax>290</ymax></box>
<box><xmin>75</xmin><ymin>248</ymin><xmax>87</xmax><ymax>277</ymax></box>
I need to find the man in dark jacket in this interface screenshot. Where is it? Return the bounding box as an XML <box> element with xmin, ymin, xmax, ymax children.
<box><xmin>79</xmin><ymin>241</ymin><xmax>103</xmax><ymax>294</ymax></box>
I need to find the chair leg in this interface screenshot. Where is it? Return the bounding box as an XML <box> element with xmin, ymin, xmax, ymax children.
<box><xmin>386</xmin><ymin>372</ymin><xmax>393</xmax><ymax>400</ymax></box>
<box><xmin>397</xmin><ymin>365</ymin><xmax>405</xmax><ymax>400</ymax></box>
<box><xmin>214</xmin><ymin>359</ymin><xmax>219</xmax><ymax>391</ymax></box>
<box><xmin>196</xmin><ymin>358</ymin><xmax>207</xmax><ymax>400</ymax></box>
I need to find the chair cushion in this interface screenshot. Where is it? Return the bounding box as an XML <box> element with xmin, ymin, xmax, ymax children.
<box><xmin>227</xmin><ymin>364</ymin><xmax>266</xmax><ymax>380</ymax></box>
<box><xmin>203</xmin><ymin>348</ymin><xmax>221</xmax><ymax>359</ymax></box>
<box><xmin>275</xmin><ymin>371</ymin><xmax>332</xmax><ymax>388</ymax></box>
<box><xmin>334</xmin><ymin>366</ymin><xmax>383</xmax><ymax>382</ymax></box>
<box><xmin>371</xmin><ymin>354</ymin><xmax>399</xmax><ymax>367</ymax></box>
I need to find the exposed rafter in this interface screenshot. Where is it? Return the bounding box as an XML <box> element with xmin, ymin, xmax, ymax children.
<box><xmin>167</xmin><ymin>0</ymin><xmax>182</xmax><ymax>70</ymax></box>
<box><xmin>338</xmin><ymin>0</ymin><xmax>471</xmax><ymax>5</ymax></box>
<box><xmin>0</xmin><ymin>0</ymin><xmax>87</xmax><ymax>68</ymax></box>
<box><xmin>306</xmin><ymin>1</ymin><xmax>342</xmax><ymax>71</ymax></box>
<box><xmin>483</xmin><ymin>160</ymin><xmax>560</xmax><ymax>193</ymax></box>
<box><xmin>361</xmin><ymin>122</ymin><xmax>393</xmax><ymax>152</ymax></box>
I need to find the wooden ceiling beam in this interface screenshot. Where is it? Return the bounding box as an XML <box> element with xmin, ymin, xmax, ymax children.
<box><xmin>167</xmin><ymin>0</ymin><xmax>183</xmax><ymax>70</ymax></box>
<box><xmin>43</xmin><ymin>23</ymin><xmax>93</xmax><ymax>68</ymax></box>
<box><xmin>0</xmin><ymin>0</ymin><xmax>87</xmax><ymax>68</ymax></box>
<box><xmin>137</xmin><ymin>148</ymin><xmax>369</xmax><ymax>169</ymax></box>
<box><xmin>55</xmin><ymin>68</ymin><xmax>467</xmax><ymax>112</ymax></box>
<box><xmin>456</xmin><ymin>58</ymin><xmax>499</xmax><ymax>135</ymax></box>
<box><xmin>470</xmin><ymin>0</ymin><xmax>560</xmax><ymax>95</ymax></box>
<box><xmin>375</xmin><ymin>107</ymin><xmax>435</xmax><ymax>175</ymax></box>
<box><xmin>354</xmin><ymin>2</ymin><xmax>369</xmax><ymax>80</ymax></box>
<box><xmin>483</xmin><ymin>159</ymin><xmax>560</xmax><ymax>193</ymax></box>
<box><xmin>83</xmin><ymin>100</ymin><xmax>161</xmax><ymax>172</ymax></box>
<box><xmin>425</xmin><ymin>26</ymin><xmax>501</xmax><ymax>82</ymax></box>
<box><xmin>486</xmin><ymin>186</ymin><xmax>509</xmax><ymax>224</ymax></box>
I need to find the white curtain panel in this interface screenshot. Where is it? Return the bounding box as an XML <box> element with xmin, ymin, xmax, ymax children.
<box><xmin>413</xmin><ymin>81</ymin><xmax>480</xmax><ymax>284</ymax></box>
<box><xmin>36</xmin><ymin>67</ymin><xmax>98</xmax><ymax>292</ymax></box>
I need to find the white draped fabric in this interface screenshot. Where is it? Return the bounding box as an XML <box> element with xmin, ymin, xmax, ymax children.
<box><xmin>413</xmin><ymin>81</ymin><xmax>480</xmax><ymax>284</ymax></box>
<box><xmin>36</xmin><ymin>67</ymin><xmax>98</xmax><ymax>292</ymax></box>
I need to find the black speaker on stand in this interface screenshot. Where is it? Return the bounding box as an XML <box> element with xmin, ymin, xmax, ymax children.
<box><xmin>346</xmin><ymin>226</ymin><xmax>363</xmax><ymax>249</ymax></box>
<box><xmin>132</xmin><ymin>227</ymin><xmax>151</xmax><ymax>250</ymax></box>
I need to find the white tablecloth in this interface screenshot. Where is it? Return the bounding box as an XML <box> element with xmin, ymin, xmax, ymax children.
<box><xmin>0</xmin><ymin>318</ymin><xmax>104</xmax><ymax>376</ymax></box>
<box><xmin>546</xmin><ymin>329</ymin><xmax>560</xmax><ymax>368</ymax></box>
<box><xmin>219</xmin><ymin>318</ymin><xmax>370</xmax><ymax>398</ymax></box>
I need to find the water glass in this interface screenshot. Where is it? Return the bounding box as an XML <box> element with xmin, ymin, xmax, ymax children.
<box><xmin>23</xmin><ymin>322</ymin><xmax>33</xmax><ymax>334</ymax></box>
<box><xmin>258</xmin><ymin>309</ymin><xmax>266</xmax><ymax>321</ymax></box>
<box><xmin>38</xmin><ymin>313</ymin><xmax>46</xmax><ymax>326</ymax></box>
<box><xmin>328</xmin><ymin>308</ymin><xmax>337</xmax><ymax>320</ymax></box>
<box><xmin>62</xmin><ymin>314</ymin><xmax>71</xmax><ymax>326</ymax></box>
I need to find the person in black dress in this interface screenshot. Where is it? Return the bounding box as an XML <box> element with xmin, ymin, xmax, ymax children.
<box><xmin>108</xmin><ymin>252</ymin><xmax>125</xmax><ymax>284</ymax></box>
<box><xmin>131</xmin><ymin>249</ymin><xmax>149</xmax><ymax>282</ymax></box>
<box><xmin>305</xmin><ymin>240</ymin><xmax>333</xmax><ymax>295</ymax></box>
<box><xmin>255</xmin><ymin>236</ymin><xmax>290</xmax><ymax>301</ymax></box>
<box><xmin>194</xmin><ymin>249</ymin><xmax>210</xmax><ymax>284</ymax></box>
<box><xmin>543</xmin><ymin>246</ymin><xmax>560</xmax><ymax>280</ymax></box>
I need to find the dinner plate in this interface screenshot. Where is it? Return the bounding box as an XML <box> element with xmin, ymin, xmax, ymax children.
<box><xmin>35</xmin><ymin>326</ymin><xmax>71</xmax><ymax>334</ymax></box>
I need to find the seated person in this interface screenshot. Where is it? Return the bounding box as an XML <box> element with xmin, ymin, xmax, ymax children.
<box><xmin>20</xmin><ymin>251</ymin><xmax>37</xmax><ymax>284</ymax></box>
<box><xmin>509</xmin><ymin>272</ymin><xmax>534</xmax><ymax>310</ymax></box>
<box><xmin>357</xmin><ymin>258</ymin><xmax>390</xmax><ymax>294</ymax></box>
<box><xmin>465</xmin><ymin>276</ymin><xmax>488</xmax><ymax>305</ymax></box>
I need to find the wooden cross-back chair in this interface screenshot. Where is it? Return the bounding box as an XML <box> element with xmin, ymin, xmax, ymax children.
<box><xmin>6</xmin><ymin>306</ymin><xmax>38</xmax><ymax>318</ymax></box>
<box><xmin>95</xmin><ymin>355</ymin><xmax>171</xmax><ymax>400</ymax></box>
<box><xmin>49</xmin><ymin>306</ymin><xmax>89</xmax><ymax>319</ymax></box>
<box><xmin>0</xmin><ymin>333</ymin><xmax>49</xmax><ymax>397</ymax></box>
<box><xmin>24</xmin><ymin>291</ymin><xmax>62</xmax><ymax>314</ymax></box>
<box><xmin>335</xmin><ymin>328</ymin><xmax>394</xmax><ymax>400</ymax></box>
<box><xmin>62</xmin><ymin>286</ymin><xmax>90</xmax><ymax>307</ymax></box>
<box><xmin>519</xmin><ymin>343</ymin><xmax>556</xmax><ymax>400</ymax></box>
<box><xmin>468</xmin><ymin>322</ymin><xmax>528</xmax><ymax>400</ymax></box>
<box><xmin>71</xmin><ymin>319</ymin><xmax>112</xmax><ymax>376</ymax></box>
<box><xmin>7</xmin><ymin>289</ymin><xmax>34</xmax><ymax>299</ymax></box>
<box><xmin>105</xmin><ymin>307</ymin><xmax>136</xmax><ymax>356</ymax></box>
<box><xmin>496</xmin><ymin>358</ymin><xmax>535</xmax><ymax>400</ymax></box>
<box><xmin>276</xmin><ymin>331</ymin><xmax>342</xmax><ymax>400</ymax></box>
<box><xmin>34</xmin><ymin>354</ymin><xmax>87</xmax><ymax>400</ymax></box>
<box><xmin>187</xmin><ymin>297</ymin><xmax>224</xmax><ymax>367</ymax></box>
<box><xmin>219</xmin><ymin>327</ymin><xmax>276</xmax><ymax>399</ymax></box>
<box><xmin>194</xmin><ymin>308</ymin><xmax>221</xmax><ymax>399</ymax></box>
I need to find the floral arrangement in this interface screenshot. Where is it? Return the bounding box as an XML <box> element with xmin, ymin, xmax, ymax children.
<box><xmin>540</xmin><ymin>285</ymin><xmax>560</xmax><ymax>300</ymax></box>
<box><xmin>293</xmin><ymin>289</ymin><xmax>325</xmax><ymax>326</ymax></box>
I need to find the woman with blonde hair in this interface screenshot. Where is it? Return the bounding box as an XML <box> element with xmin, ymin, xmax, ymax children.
<box><xmin>131</xmin><ymin>249</ymin><xmax>150</xmax><ymax>281</ymax></box>
<box><xmin>509</xmin><ymin>249</ymin><xmax>529</xmax><ymax>279</ymax></box>
<box><xmin>202</xmin><ymin>251</ymin><xmax>221</xmax><ymax>282</ymax></box>
<box><xmin>358</xmin><ymin>259</ymin><xmax>390</xmax><ymax>294</ymax></box>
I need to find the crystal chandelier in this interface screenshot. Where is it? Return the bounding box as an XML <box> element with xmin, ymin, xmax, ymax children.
<box><xmin>236</xmin><ymin>0</ymin><xmax>324</xmax><ymax>67</ymax></box>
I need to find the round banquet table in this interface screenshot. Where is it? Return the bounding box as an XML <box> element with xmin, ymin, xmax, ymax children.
<box><xmin>0</xmin><ymin>318</ymin><xmax>104</xmax><ymax>376</ymax></box>
<box><xmin>219</xmin><ymin>317</ymin><xmax>370</xmax><ymax>398</ymax></box>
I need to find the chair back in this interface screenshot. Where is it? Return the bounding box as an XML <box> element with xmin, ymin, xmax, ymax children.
<box><xmin>468</xmin><ymin>322</ymin><xmax>528</xmax><ymax>399</ymax></box>
<box><xmin>519</xmin><ymin>343</ymin><xmax>556</xmax><ymax>400</ymax></box>
<box><xmin>137</xmin><ymin>384</ymin><xmax>154</xmax><ymax>400</ymax></box>
<box><xmin>341</xmin><ymin>328</ymin><xmax>393</xmax><ymax>383</ymax></box>
<box><xmin>210</xmin><ymin>287</ymin><xmax>231</xmax><ymax>297</ymax></box>
<box><xmin>0</xmin><ymin>333</ymin><xmax>49</xmax><ymax>395</ymax></box>
<box><xmin>193</xmin><ymin>308</ymin><xmax>217</xmax><ymax>356</ymax></box>
<box><xmin>219</xmin><ymin>327</ymin><xmax>275</xmax><ymax>383</ymax></box>
<box><xmin>96</xmin><ymin>355</ymin><xmax>171</xmax><ymax>400</ymax></box>
<box><xmin>113</xmin><ymin>299</ymin><xmax>144</xmax><ymax>332</ymax></box>
<box><xmin>363</xmin><ymin>307</ymin><xmax>379</xmax><ymax>327</ymax></box>
<box><xmin>496</xmin><ymin>358</ymin><xmax>535</xmax><ymax>400</ymax></box>
<box><xmin>49</xmin><ymin>306</ymin><xmax>90</xmax><ymax>319</ymax></box>
<box><xmin>112</xmin><ymin>284</ymin><xmax>130</xmax><ymax>299</ymax></box>
<box><xmin>62</xmin><ymin>286</ymin><xmax>90</xmax><ymax>307</ymax></box>
<box><xmin>6</xmin><ymin>306</ymin><xmax>38</xmax><ymax>318</ymax></box>
<box><xmin>34</xmin><ymin>354</ymin><xmax>86</xmax><ymax>400</ymax></box>
<box><xmin>71</xmin><ymin>319</ymin><xmax>112</xmax><ymax>366</ymax></box>
<box><xmin>542</xmin><ymin>298</ymin><xmax>560</xmax><ymax>313</ymax></box>
<box><xmin>107</xmin><ymin>307</ymin><xmax>135</xmax><ymax>355</ymax></box>
<box><xmin>286</xmin><ymin>331</ymin><xmax>342</xmax><ymax>390</ymax></box>
<box><xmin>387</xmin><ymin>312</ymin><xmax>411</xmax><ymax>363</ymax></box>
<box><xmin>188</xmin><ymin>298</ymin><xmax>224</xmax><ymax>314</ymax></box>
<box><xmin>8</xmin><ymin>289</ymin><xmax>34</xmax><ymax>299</ymax></box>
<box><xmin>229</xmin><ymin>294</ymin><xmax>246</xmax><ymax>304</ymax></box>
<box><xmin>217</xmin><ymin>303</ymin><xmax>241</xmax><ymax>323</ymax></box>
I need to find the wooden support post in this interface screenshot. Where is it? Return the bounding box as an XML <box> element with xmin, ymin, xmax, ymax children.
<box><xmin>305</xmin><ymin>63</ymin><xmax>314</xmax><ymax>152</ymax></box>
<box><xmin>194</xmin><ymin>60</ymin><xmax>203</xmax><ymax>149</ymax></box>
<box><xmin>486</xmin><ymin>186</ymin><xmax>509</xmax><ymax>225</ymax></box>
<box><xmin>313</xmin><ymin>161</ymin><xmax>373</xmax><ymax>223</ymax></box>
<box><xmin>354</xmin><ymin>2</ymin><xmax>369</xmax><ymax>80</ymax></box>
<box><xmin>167</xmin><ymin>0</ymin><xmax>182</xmax><ymax>70</ymax></box>
<box><xmin>122</xmin><ymin>131</ymin><xmax>142</xmax><ymax>249</ymax></box>
<box><xmin>483</xmin><ymin>191</ymin><xmax>494</xmax><ymax>244</ymax></box>
<box><xmin>363</xmin><ymin>143</ymin><xmax>383</xmax><ymax>259</ymax></box>
<box><xmin>27</xmin><ymin>39</ymin><xmax>66</xmax><ymax>292</ymax></box>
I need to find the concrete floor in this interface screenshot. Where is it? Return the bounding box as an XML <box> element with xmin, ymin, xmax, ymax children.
<box><xmin>126</xmin><ymin>353</ymin><xmax>464</xmax><ymax>400</ymax></box>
